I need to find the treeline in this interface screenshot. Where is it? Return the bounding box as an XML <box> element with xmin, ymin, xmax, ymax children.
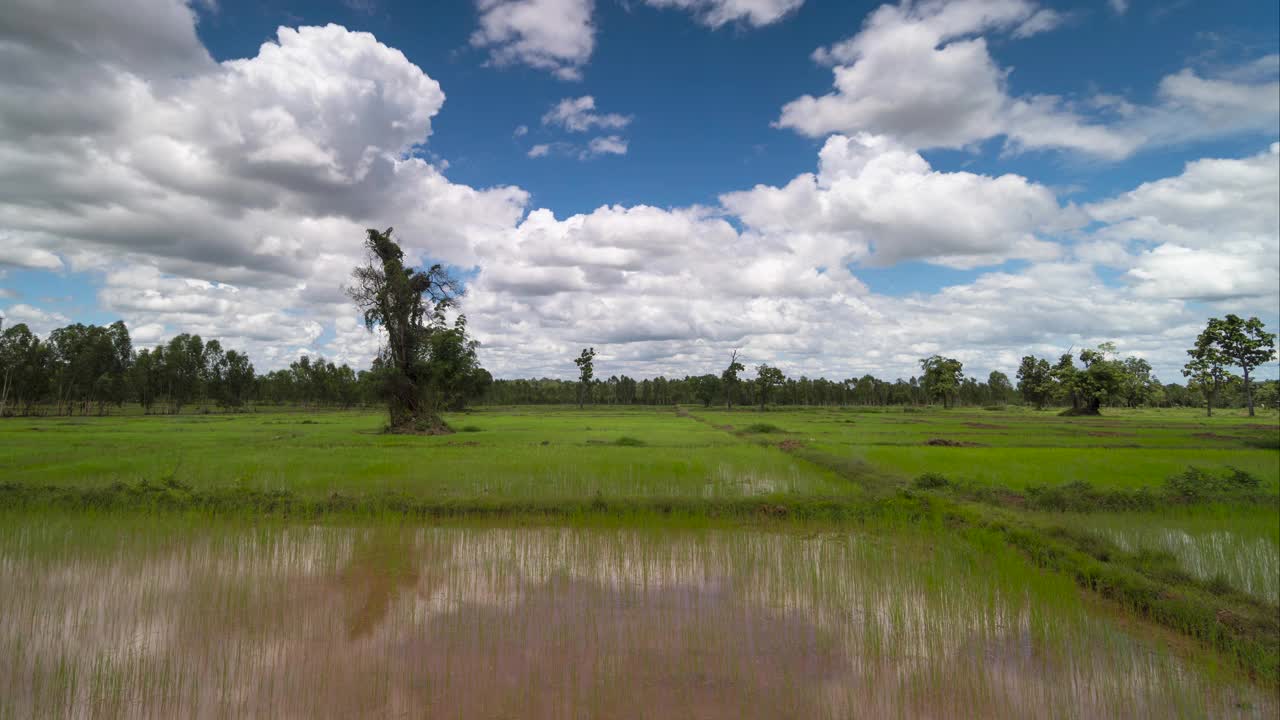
<box><xmin>1</xmin><ymin>317</ymin><xmax>1274</xmax><ymax>417</ymax></box>
<box><xmin>0</xmin><ymin>321</ymin><xmax>386</xmax><ymax>416</ymax></box>
<box><xmin>481</xmin><ymin>367</ymin><xmax>1278</xmax><ymax>411</ymax></box>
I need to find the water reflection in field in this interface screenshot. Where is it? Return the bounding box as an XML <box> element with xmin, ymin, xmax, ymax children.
<box><xmin>0</xmin><ymin>522</ymin><xmax>1270</xmax><ymax>718</ymax></box>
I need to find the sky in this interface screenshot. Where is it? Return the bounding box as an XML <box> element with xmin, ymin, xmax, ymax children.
<box><xmin>0</xmin><ymin>0</ymin><xmax>1277</xmax><ymax>382</ymax></box>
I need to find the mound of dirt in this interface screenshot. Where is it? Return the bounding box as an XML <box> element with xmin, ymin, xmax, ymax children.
<box><xmin>777</xmin><ymin>439</ymin><xmax>805</xmax><ymax>451</ymax></box>
<box><xmin>924</xmin><ymin>438</ymin><xmax>984</xmax><ymax>447</ymax></box>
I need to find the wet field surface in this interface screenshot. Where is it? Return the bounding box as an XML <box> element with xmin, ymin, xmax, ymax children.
<box><xmin>2</xmin><ymin>521</ymin><xmax>1272</xmax><ymax>719</ymax></box>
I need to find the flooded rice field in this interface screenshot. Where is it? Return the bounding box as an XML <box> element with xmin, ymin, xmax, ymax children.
<box><xmin>0</xmin><ymin>518</ymin><xmax>1271</xmax><ymax>719</ymax></box>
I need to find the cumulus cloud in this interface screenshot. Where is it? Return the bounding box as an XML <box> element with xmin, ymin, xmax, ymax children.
<box><xmin>0</xmin><ymin>10</ymin><xmax>527</xmax><ymax>364</ymax></box>
<box><xmin>470</xmin><ymin>0</ymin><xmax>595</xmax><ymax>80</ymax></box>
<box><xmin>1087</xmin><ymin>143</ymin><xmax>1280</xmax><ymax>303</ymax></box>
<box><xmin>643</xmin><ymin>0</ymin><xmax>805</xmax><ymax>28</ymax></box>
<box><xmin>541</xmin><ymin>96</ymin><xmax>631</xmax><ymax>132</ymax></box>
<box><xmin>778</xmin><ymin>0</ymin><xmax>1276</xmax><ymax>159</ymax></box>
<box><xmin>720</xmin><ymin>133</ymin><xmax>1074</xmax><ymax>268</ymax></box>
<box><xmin>1</xmin><ymin>0</ymin><xmax>1274</xmax><ymax>383</ymax></box>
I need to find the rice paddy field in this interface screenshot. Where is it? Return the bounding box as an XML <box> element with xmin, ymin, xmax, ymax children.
<box><xmin>2</xmin><ymin>405</ymin><xmax>1278</xmax><ymax>718</ymax></box>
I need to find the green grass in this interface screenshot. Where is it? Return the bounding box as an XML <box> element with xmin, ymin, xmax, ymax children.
<box><xmin>1061</xmin><ymin>505</ymin><xmax>1280</xmax><ymax>603</ymax></box>
<box><xmin>0</xmin><ymin>407</ymin><xmax>857</xmax><ymax>502</ymax></box>
<box><xmin>692</xmin><ymin>406</ymin><xmax>1280</xmax><ymax>492</ymax></box>
<box><xmin>3</xmin><ymin>403</ymin><xmax>1277</xmax><ymax>699</ymax></box>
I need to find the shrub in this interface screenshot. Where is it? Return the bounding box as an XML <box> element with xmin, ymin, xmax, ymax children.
<box><xmin>1224</xmin><ymin>466</ymin><xmax>1260</xmax><ymax>489</ymax></box>
<box><xmin>460</xmin><ymin>425</ymin><xmax>483</xmax><ymax>433</ymax></box>
<box><xmin>913</xmin><ymin>472</ymin><xmax>949</xmax><ymax>489</ymax></box>
<box><xmin>614</xmin><ymin>436</ymin><xmax>646</xmax><ymax>447</ymax></box>
<box><xmin>743</xmin><ymin>423</ymin><xmax>783</xmax><ymax>434</ymax></box>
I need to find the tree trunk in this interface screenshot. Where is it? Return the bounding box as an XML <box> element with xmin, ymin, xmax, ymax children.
<box><xmin>1244</xmin><ymin>368</ymin><xmax>1254</xmax><ymax>417</ymax></box>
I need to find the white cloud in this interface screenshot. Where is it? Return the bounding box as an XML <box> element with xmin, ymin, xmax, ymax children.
<box><xmin>470</xmin><ymin>0</ymin><xmax>595</xmax><ymax>80</ymax></box>
<box><xmin>0</xmin><ymin>303</ymin><xmax>71</xmax><ymax>337</ymax></box>
<box><xmin>528</xmin><ymin>143</ymin><xmax>553</xmax><ymax>158</ymax></box>
<box><xmin>586</xmin><ymin>135</ymin><xmax>628</xmax><ymax>156</ymax></box>
<box><xmin>0</xmin><ymin>0</ymin><xmax>1274</xmax><ymax>383</ymax></box>
<box><xmin>643</xmin><ymin>0</ymin><xmax>804</xmax><ymax>28</ymax></box>
<box><xmin>720</xmin><ymin>133</ymin><xmax>1074</xmax><ymax>268</ymax></box>
<box><xmin>1087</xmin><ymin>143</ymin><xmax>1280</xmax><ymax>302</ymax></box>
<box><xmin>778</xmin><ymin>0</ymin><xmax>1276</xmax><ymax>159</ymax></box>
<box><xmin>541</xmin><ymin>96</ymin><xmax>631</xmax><ymax>132</ymax></box>
<box><xmin>0</xmin><ymin>234</ymin><xmax>63</xmax><ymax>270</ymax></box>
<box><xmin>514</xmin><ymin>124</ymin><xmax>529</xmax><ymax>137</ymax></box>
<box><xmin>1</xmin><ymin>16</ymin><xmax>527</xmax><ymax>365</ymax></box>
<box><xmin>1108</xmin><ymin>0</ymin><xmax>1128</xmax><ymax>15</ymax></box>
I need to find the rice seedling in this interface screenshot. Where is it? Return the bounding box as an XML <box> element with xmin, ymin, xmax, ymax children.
<box><xmin>0</xmin><ymin>514</ymin><xmax>1271</xmax><ymax>719</ymax></box>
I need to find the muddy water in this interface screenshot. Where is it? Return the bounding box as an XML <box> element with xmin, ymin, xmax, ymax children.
<box><xmin>0</xmin><ymin>524</ymin><xmax>1271</xmax><ymax>718</ymax></box>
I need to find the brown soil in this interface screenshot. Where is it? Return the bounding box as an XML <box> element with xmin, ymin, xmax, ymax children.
<box><xmin>1192</xmin><ymin>432</ymin><xmax>1240</xmax><ymax>441</ymax></box>
<box><xmin>777</xmin><ymin>439</ymin><xmax>805</xmax><ymax>451</ymax></box>
<box><xmin>924</xmin><ymin>438</ymin><xmax>984</xmax><ymax>447</ymax></box>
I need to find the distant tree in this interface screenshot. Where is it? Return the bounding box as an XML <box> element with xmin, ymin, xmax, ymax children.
<box><xmin>919</xmin><ymin>356</ymin><xmax>963</xmax><ymax>409</ymax></box>
<box><xmin>1054</xmin><ymin>344</ymin><xmax>1126</xmax><ymax>415</ymax></box>
<box><xmin>1015</xmin><ymin>355</ymin><xmax>1054</xmax><ymax>409</ymax></box>
<box><xmin>1118</xmin><ymin>356</ymin><xmax>1157</xmax><ymax>408</ymax></box>
<box><xmin>0</xmin><ymin>323</ymin><xmax>39</xmax><ymax>416</ymax></box>
<box><xmin>574</xmin><ymin>347</ymin><xmax>596</xmax><ymax>409</ymax></box>
<box><xmin>347</xmin><ymin>227</ymin><xmax>464</xmax><ymax>433</ymax></box>
<box><xmin>987</xmin><ymin>370</ymin><xmax>1013</xmax><ymax>405</ymax></box>
<box><xmin>1183</xmin><ymin>327</ymin><xmax>1234</xmax><ymax>417</ymax></box>
<box><xmin>219</xmin><ymin>349</ymin><xmax>256</xmax><ymax>409</ymax></box>
<box><xmin>693</xmin><ymin>373</ymin><xmax>721</xmax><ymax>408</ymax></box>
<box><xmin>755</xmin><ymin>364</ymin><xmax>785</xmax><ymax>410</ymax></box>
<box><xmin>1199</xmin><ymin>315</ymin><xmax>1276</xmax><ymax>417</ymax></box>
<box><xmin>721</xmin><ymin>350</ymin><xmax>744</xmax><ymax>409</ymax></box>
<box><xmin>164</xmin><ymin>333</ymin><xmax>206</xmax><ymax>414</ymax></box>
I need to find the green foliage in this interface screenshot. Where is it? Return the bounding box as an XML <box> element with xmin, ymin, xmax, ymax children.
<box><xmin>1192</xmin><ymin>315</ymin><xmax>1278</xmax><ymax>417</ymax></box>
<box><xmin>912</xmin><ymin>472</ymin><xmax>949</xmax><ymax>489</ymax></box>
<box><xmin>742</xmin><ymin>422</ymin><xmax>783</xmax><ymax>434</ymax></box>
<box><xmin>347</xmin><ymin>227</ymin><xmax>480</xmax><ymax>432</ymax></box>
<box><xmin>574</xmin><ymin>347</ymin><xmax>597</xmax><ymax>408</ymax></box>
<box><xmin>613</xmin><ymin>436</ymin><xmax>645</xmax><ymax>446</ymax></box>
<box><xmin>919</xmin><ymin>355</ymin><xmax>963</xmax><ymax>409</ymax></box>
<box><xmin>754</xmin><ymin>364</ymin><xmax>785</xmax><ymax>410</ymax></box>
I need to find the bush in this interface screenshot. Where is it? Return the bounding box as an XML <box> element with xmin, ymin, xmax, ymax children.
<box><xmin>742</xmin><ymin>423</ymin><xmax>783</xmax><ymax>434</ymax></box>
<box><xmin>614</xmin><ymin>436</ymin><xmax>646</xmax><ymax>447</ymax></box>
<box><xmin>460</xmin><ymin>425</ymin><xmax>483</xmax><ymax>433</ymax></box>
<box><xmin>913</xmin><ymin>472</ymin><xmax>949</xmax><ymax>489</ymax></box>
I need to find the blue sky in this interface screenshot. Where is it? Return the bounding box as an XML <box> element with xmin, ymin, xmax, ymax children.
<box><xmin>1</xmin><ymin>0</ymin><xmax>1277</xmax><ymax>380</ymax></box>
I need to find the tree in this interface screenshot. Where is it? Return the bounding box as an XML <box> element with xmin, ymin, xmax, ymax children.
<box><xmin>693</xmin><ymin>374</ymin><xmax>721</xmax><ymax>408</ymax></box>
<box><xmin>987</xmin><ymin>370</ymin><xmax>1013</xmax><ymax>406</ymax></box>
<box><xmin>1201</xmin><ymin>315</ymin><xmax>1277</xmax><ymax>417</ymax></box>
<box><xmin>1015</xmin><ymin>355</ymin><xmax>1054</xmax><ymax>409</ymax></box>
<box><xmin>721</xmin><ymin>350</ymin><xmax>744</xmax><ymax>409</ymax></box>
<box><xmin>1118</xmin><ymin>356</ymin><xmax>1156</xmax><ymax>408</ymax></box>
<box><xmin>1053</xmin><ymin>344</ymin><xmax>1126</xmax><ymax>416</ymax></box>
<box><xmin>755</xmin><ymin>364</ymin><xmax>785</xmax><ymax>410</ymax></box>
<box><xmin>1184</xmin><ymin>328</ymin><xmax>1234</xmax><ymax>417</ymax></box>
<box><xmin>919</xmin><ymin>356</ymin><xmax>963</xmax><ymax>409</ymax></box>
<box><xmin>574</xmin><ymin>347</ymin><xmax>596</xmax><ymax>409</ymax></box>
<box><xmin>347</xmin><ymin>227</ymin><xmax>464</xmax><ymax>433</ymax></box>
<box><xmin>0</xmin><ymin>323</ymin><xmax>39</xmax><ymax>416</ymax></box>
